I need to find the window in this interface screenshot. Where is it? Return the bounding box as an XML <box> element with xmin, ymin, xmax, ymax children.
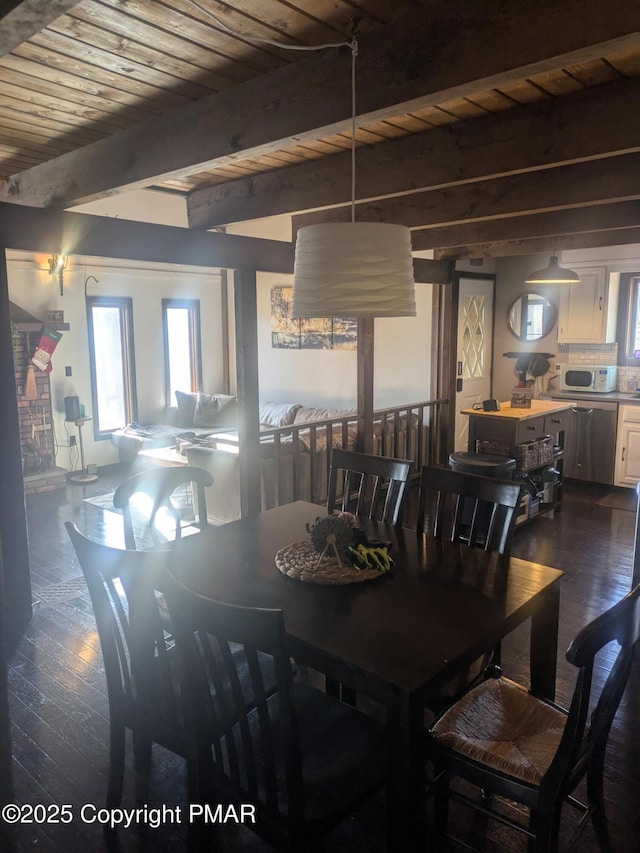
<box><xmin>626</xmin><ymin>275</ymin><xmax>640</xmax><ymax>359</ymax></box>
<box><xmin>162</xmin><ymin>299</ymin><xmax>202</xmax><ymax>407</ymax></box>
<box><xmin>620</xmin><ymin>273</ymin><xmax>640</xmax><ymax>363</ymax></box>
<box><xmin>87</xmin><ymin>297</ymin><xmax>137</xmax><ymax>438</ymax></box>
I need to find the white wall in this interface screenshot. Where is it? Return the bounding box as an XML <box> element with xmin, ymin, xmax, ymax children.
<box><xmin>227</xmin><ymin>218</ymin><xmax>433</xmax><ymax>409</ymax></box>
<box><xmin>68</xmin><ymin>188</ymin><xmax>189</xmax><ymax>227</ymax></box>
<box><xmin>8</xmin><ymin>251</ymin><xmax>224</xmax><ymax>469</ymax></box>
<box><xmin>493</xmin><ymin>253</ymin><xmax>565</xmax><ymax>400</ymax></box>
<box><xmin>254</xmin><ymin>273</ymin><xmax>433</xmax><ymax>409</ymax></box>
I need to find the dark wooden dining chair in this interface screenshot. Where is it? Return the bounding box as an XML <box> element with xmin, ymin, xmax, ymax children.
<box><xmin>417</xmin><ymin>465</ymin><xmax>524</xmax><ymax>559</ymax></box>
<box><xmin>425</xmin><ymin>582</ymin><xmax>640</xmax><ymax>852</ymax></box>
<box><xmin>66</xmin><ymin>521</ymin><xmax>278</xmax><ymax>816</ymax></box>
<box><xmin>162</xmin><ymin>568</ymin><xmax>388</xmax><ymax>852</ymax></box>
<box><xmin>417</xmin><ymin>465</ymin><xmax>524</xmax><ymax>710</ymax></box>
<box><xmin>633</xmin><ymin>481</ymin><xmax>640</xmax><ymax>588</ymax></box>
<box><xmin>327</xmin><ymin>447</ymin><xmax>412</xmax><ymax>525</ymax></box>
<box><xmin>65</xmin><ymin>521</ymin><xmax>185</xmax><ymax>809</ymax></box>
<box><xmin>112</xmin><ymin>466</ymin><xmax>213</xmax><ymax>549</ymax></box>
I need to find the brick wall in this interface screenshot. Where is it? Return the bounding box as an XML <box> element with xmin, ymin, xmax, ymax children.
<box><xmin>13</xmin><ymin>330</ymin><xmax>56</xmax><ymax>475</ymax></box>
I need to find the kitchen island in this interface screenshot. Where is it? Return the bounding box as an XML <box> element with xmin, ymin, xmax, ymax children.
<box><xmin>461</xmin><ymin>399</ymin><xmax>572</xmax><ymax>523</ymax></box>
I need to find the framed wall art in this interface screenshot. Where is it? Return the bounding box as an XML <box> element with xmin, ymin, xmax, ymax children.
<box><xmin>271</xmin><ymin>287</ymin><xmax>357</xmax><ymax>350</ymax></box>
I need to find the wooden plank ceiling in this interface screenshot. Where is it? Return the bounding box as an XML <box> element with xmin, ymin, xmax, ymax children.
<box><xmin>1</xmin><ymin>0</ymin><xmax>640</xmax><ymax>259</ymax></box>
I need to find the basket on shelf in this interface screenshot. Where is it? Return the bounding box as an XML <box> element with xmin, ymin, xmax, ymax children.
<box><xmin>476</xmin><ymin>439</ymin><xmax>510</xmax><ymax>456</ymax></box>
<box><xmin>516</xmin><ymin>435</ymin><xmax>554</xmax><ymax>471</ymax></box>
<box><xmin>537</xmin><ymin>435</ymin><xmax>554</xmax><ymax>466</ymax></box>
<box><xmin>516</xmin><ymin>440</ymin><xmax>540</xmax><ymax>471</ymax></box>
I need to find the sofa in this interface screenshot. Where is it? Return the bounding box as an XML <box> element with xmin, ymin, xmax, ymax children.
<box><xmin>111</xmin><ymin>391</ymin><xmax>238</xmax><ymax>463</ymax></box>
<box><xmin>113</xmin><ymin>392</ymin><xmax>423</xmax><ymax>525</ymax></box>
<box><xmin>185</xmin><ymin>400</ymin><xmax>359</xmax><ymax>524</ymax></box>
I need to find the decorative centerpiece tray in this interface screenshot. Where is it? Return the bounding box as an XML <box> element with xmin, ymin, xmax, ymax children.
<box><xmin>275</xmin><ymin>513</ymin><xmax>393</xmax><ymax>585</ymax></box>
<box><xmin>275</xmin><ymin>541</ymin><xmax>386</xmax><ymax>585</ymax></box>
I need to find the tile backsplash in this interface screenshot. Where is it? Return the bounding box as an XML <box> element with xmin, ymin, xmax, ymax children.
<box><xmin>618</xmin><ymin>367</ymin><xmax>640</xmax><ymax>392</ymax></box>
<box><xmin>556</xmin><ymin>344</ymin><xmax>640</xmax><ymax>391</ymax></box>
<box><xmin>557</xmin><ymin>343</ymin><xmax>617</xmax><ymax>365</ymax></box>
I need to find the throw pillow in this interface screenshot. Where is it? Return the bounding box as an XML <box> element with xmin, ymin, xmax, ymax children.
<box><xmin>193</xmin><ymin>393</ymin><xmax>237</xmax><ymax>428</ymax></box>
<box><xmin>213</xmin><ymin>394</ymin><xmax>237</xmax><ymax>428</ymax></box>
<box><xmin>175</xmin><ymin>390</ymin><xmax>198</xmax><ymax>428</ymax></box>
<box><xmin>258</xmin><ymin>402</ymin><xmax>302</xmax><ymax>428</ymax></box>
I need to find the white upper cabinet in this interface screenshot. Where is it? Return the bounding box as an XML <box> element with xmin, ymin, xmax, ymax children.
<box><xmin>557</xmin><ymin>267</ymin><xmax>619</xmax><ymax>343</ymax></box>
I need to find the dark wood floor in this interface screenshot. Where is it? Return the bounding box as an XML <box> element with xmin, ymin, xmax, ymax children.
<box><xmin>4</xmin><ymin>469</ymin><xmax>640</xmax><ymax>852</ymax></box>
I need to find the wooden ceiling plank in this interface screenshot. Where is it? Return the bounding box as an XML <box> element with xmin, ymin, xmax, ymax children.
<box><xmin>0</xmin><ymin>200</ymin><xmax>294</xmax><ymax>272</ymax></box>
<box><xmin>44</xmin><ymin>17</ymin><xmax>245</xmax><ymax>92</ymax></box>
<box><xmin>177</xmin><ymin>0</ymin><xmax>355</xmax><ymax>45</ymax></box>
<box><xmin>409</xmin><ymin>201</ymin><xmax>640</xmax><ymax>251</ymax></box>
<box><xmin>435</xmin><ymin>227</ymin><xmax>640</xmax><ymax>259</ymax></box>
<box><xmin>559</xmin><ymin>57</ymin><xmax>621</xmax><ymax>87</ymax></box>
<box><xmin>13</xmin><ymin>42</ymin><xmax>196</xmax><ymax>112</ymax></box>
<box><xmin>382</xmin><ymin>113</ymin><xmax>435</xmax><ymax>132</ymax></box>
<box><xmin>73</xmin><ymin>0</ymin><xmax>284</xmax><ymax>73</ymax></box>
<box><xmin>525</xmin><ymin>67</ymin><xmax>585</xmax><ymax>96</ymax></box>
<box><xmin>404</xmin><ymin>106</ymin><xmax>459</xmax><ymax>126</ymax></box>
<box><xmin>0</xmin><ymin>78</ymin><xmax>138</xmax><ymax>130</ymax></box>
<box><xmin>4</xmin><ymin>0</ymin><xmax>640</xmax><ymax>208</ymax></box>
<box><xmin>0</xmin><ymin>130</ymin><xmax>78</xmax><ymax>160</ymax></box>
<box><xmin>0</xmin><ymin>107</ymin><xmax>104</xmax><ymax>144</ymax></box>
<box><xmin>493</xmin><ymin>79</ymin><xmax>549</xmax><ymax>104</ymax></box>
<box><xmin>291</xmin><ymin>152</ymin><xmax>640</xmax><ymax>231</ymax></box>
<box><xmin>0</xmin><ymin>92</ymin><xmax>136</xmax><ymax>137</ymax></box>
<box><xmin>0</xmin><ymin>62</ymin><xmax>160</xmax><ymax>124</ymax></box>
<box><xmin>366</xmin><ymin>120</ymin><xmax>412</xmax><ymax>140</ymax></box>
<box><xmin>294</xmin><ymin>137</ymin><xmax>350</xmax><ymax>155</ymax></box>
<box><xmin>187</xmin><ymin>75</ymin><xmax>640</xmax><ymax>227</ymax></box>
<box><xmin>0</xmin><ymin>0</ymin><xmax>80</xmax><ymax>56</ymax></box>
<box><xmin>463</xmin><ymin>89</ymin><xmax>517</xmax><ymax>112</ymax></box>
<box><xmin>424</xmin><ymin>97</ymin><xmax>491</xmax><ymax>121</ymax></box>
<box><xmin>605</xmin><ymin>47</ymin><xmax>640</xmax><ymax>76</ymax></box>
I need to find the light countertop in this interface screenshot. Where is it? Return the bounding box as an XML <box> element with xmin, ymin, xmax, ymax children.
<box><xmin>461</xmin><ymin>399</ymin><xmax>572</xmax><ymax>420</ymax></box>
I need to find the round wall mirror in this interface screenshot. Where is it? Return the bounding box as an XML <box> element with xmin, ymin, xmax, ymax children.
<box><xmin>507</xmin><ymin>293</ymin><xmax>555</xmax><ymax>342</ymax></box>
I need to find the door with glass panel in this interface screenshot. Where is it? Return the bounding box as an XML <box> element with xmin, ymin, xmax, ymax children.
<box><xmin>454</xmin><ymin>277</ymin><xmax>495</xmax><ymax>452</ymax></box>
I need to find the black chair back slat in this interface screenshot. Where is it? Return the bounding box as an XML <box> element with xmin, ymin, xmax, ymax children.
<box><xmin>427</xmin><ymin>583</ymin><xmax>640</xmax><ymax>850</ymax></box>
<box><xmin>65</xmin><ymin>521</ymin><xmax>185</xmax><ymax>809</ymax></box>
<box><xmin>552</xmin><ymin>584</ymin><xmax>640</xmax><ymax>793</ymax></box>
<box><xmin>163</xmin><ymin>573</ymin><xmax>304</xmax><ymax>824</ymax></box>
<box><xmin>418</xmin><ymin>466</ymin><xmax>523</xmax><ymax>559</ymax></box>
<box><xmin>113</xmin><ymin>466</ymin><xmax>213</xmax><ymax>549</ymax></box>
<box><xmin>327</xmin><ymin>448</ymin><xmax>412</xmax><ymax>525</ymax></box>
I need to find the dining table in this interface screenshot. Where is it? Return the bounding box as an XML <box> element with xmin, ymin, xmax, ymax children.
<box><xmin>168</xmin><ymin>500</ymin><xmax>564</xmax><ymax>852</ymax></box>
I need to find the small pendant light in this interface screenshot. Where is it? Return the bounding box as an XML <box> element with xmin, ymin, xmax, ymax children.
<box><xmin>525</xmin><ymin>244</ymin><xmax>580</xmax><ymax>285</ymax></box>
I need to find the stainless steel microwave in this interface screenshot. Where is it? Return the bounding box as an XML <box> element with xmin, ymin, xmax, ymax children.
<box><xmin>559</xmin><ymin>364</ymin><xmax>617</xmax><ymax>393</ymax></box>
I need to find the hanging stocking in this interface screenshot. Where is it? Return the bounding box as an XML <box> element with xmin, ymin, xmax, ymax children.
<box><xmin>32</xmin><ymin>327</ymin><xmax>62</xmax><ymax>373</ymax></box>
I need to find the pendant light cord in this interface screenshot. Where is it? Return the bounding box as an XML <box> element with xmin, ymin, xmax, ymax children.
<box><xmin>184</xmin><ymin>1</ymin><xmax>359</xmax><ymax>223</ymax></box>
<box><xmin>351</xmin><ymin>39</ymin><xmax>358</xmax><ymax>224</ymax></box>
<box><xmin>187</xmin><ymin>0</ymin><xmax>351</xmax><ymax>51</ymax></box>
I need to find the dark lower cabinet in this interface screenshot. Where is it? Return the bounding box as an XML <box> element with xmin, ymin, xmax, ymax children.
<box><xmin>563</xmin><ymin>402</ymin><xmax>618</xmax><ymax>485</ymax></box>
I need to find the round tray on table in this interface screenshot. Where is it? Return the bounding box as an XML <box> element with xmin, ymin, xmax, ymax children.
<box><xmin>275</xmin><ymin>541</ymin><xmax>387</xmax><ymax>585</ymax></box>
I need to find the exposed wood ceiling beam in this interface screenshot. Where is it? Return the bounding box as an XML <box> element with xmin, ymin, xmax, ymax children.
<box><xmin>0</xmin><ymin>1</ymin><xmax>80</xmax><ymax>56</ymax></box>
<box><xmin>435</xmin><ymin>227</ymin><xmax>640</xmax><ymax>260</ymax></box>
<box><xmin>0</xmin><ymin>202</ymin><xmax>294</xmax><ymax>272</ymax></box>
<box><xmin>187</xmin><ymin>78</ymin><xmax>640</xmax><ymax>229</ymax></box>
<box><xmin>292</xmin><ymin>153</ymin><xmax>640</xmax><ymax>233</ymax></box>
<box><xmin>2</xmin><ymin>0</ymin><xmax>639</xmax><ymax>209</ymax></box>
<box><xmin>409</xmin><ymin>201</ymin><xmax>640</xmax><ymax>252</ymax></box>
<box><xmin>413</xmin><ymin>258</ymin><xmax>452</xmax><ymax>285</ymax></box>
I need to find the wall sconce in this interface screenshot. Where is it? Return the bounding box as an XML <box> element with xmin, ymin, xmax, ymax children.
<box><xmin>48</xmin><ymin>254</ymin><xmax>68</xmax><ymax>296</ymax></box>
